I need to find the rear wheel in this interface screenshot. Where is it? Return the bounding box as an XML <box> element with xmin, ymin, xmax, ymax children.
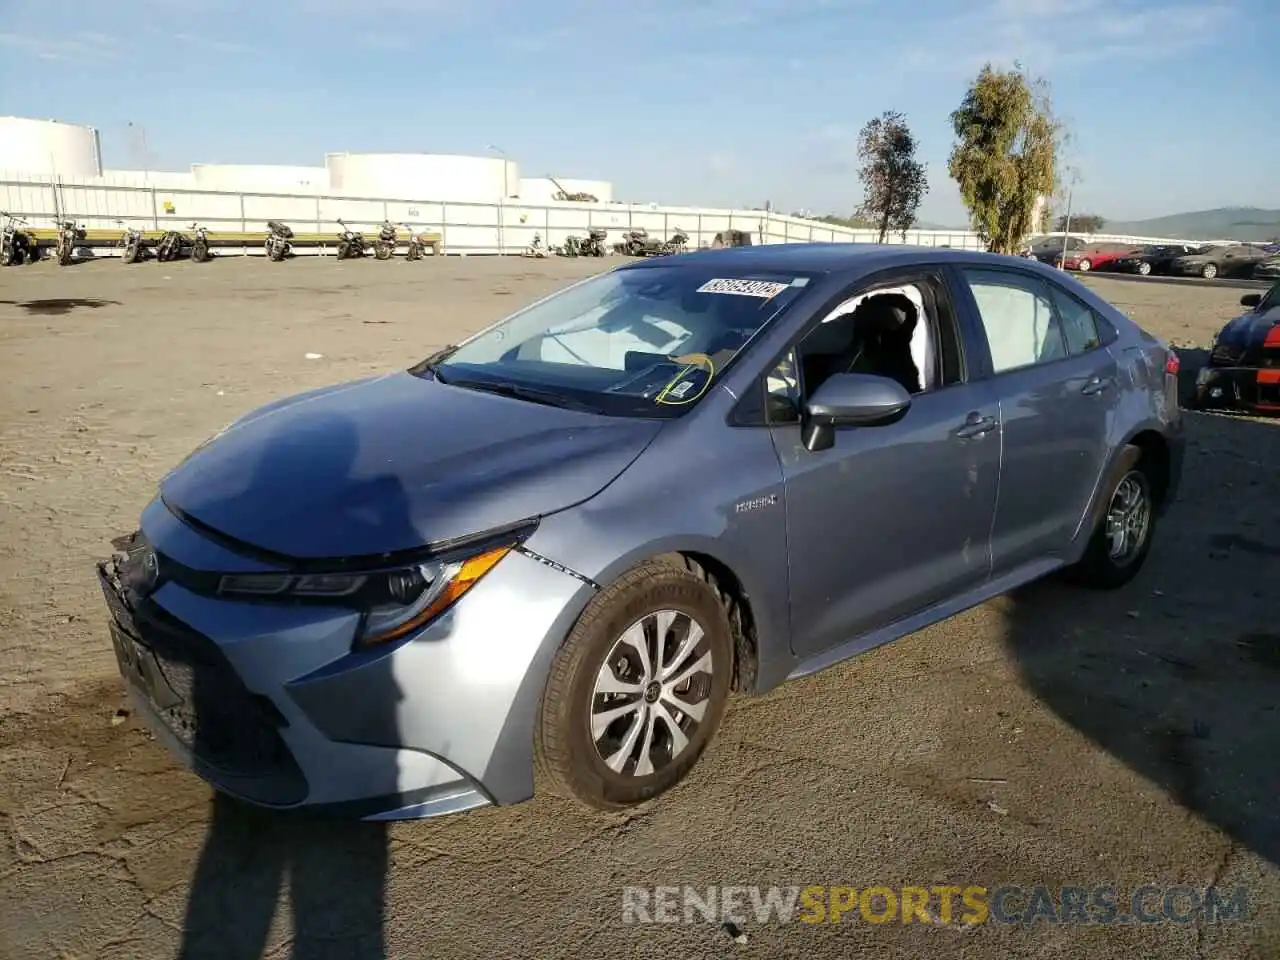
<box><xmin>1137</xmin><ymin>261</ymin><xmax>1152</xmax><ymax>276</ymax></box>
<box><xmin>1068</xmin><ymin>450</ymin><xmax>1156</xmax><ymax>589</ymax></box>
<box><xmin>535</xmin><ymin>558</ymin><xmax>733</xmax><ymax>810</ymax></box>
<box><xmin>1077</xmin><ymin>258</ymin><xmax>1092</xmax><ymax>272</ymax></box>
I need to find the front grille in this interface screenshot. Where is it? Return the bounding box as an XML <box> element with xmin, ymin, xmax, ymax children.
<box><xmin>100</xmin><ymin>551</ymin><xmax>306</xmax><ymax>803</ymax></box>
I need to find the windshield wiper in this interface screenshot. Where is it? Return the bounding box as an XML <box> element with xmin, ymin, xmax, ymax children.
<box><xmin>446</xmin><ymin>378</ymin><xmax>603</xmax><ymax>413</ymax></box>
<box><xmin>410</xmin><ymin>344</ymin><xmax>459</xmax><ymax>381</ymax></box>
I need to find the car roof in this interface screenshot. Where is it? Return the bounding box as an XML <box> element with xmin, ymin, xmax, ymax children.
<box><xmin>615</xmin><ymin>242</ymin><xmax>1041</xmax><ymax>277</ymax></box>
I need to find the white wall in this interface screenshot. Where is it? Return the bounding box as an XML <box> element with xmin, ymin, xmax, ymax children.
<box><xmin>0</xmin><ymin>117</ymin><xmax>101</xmax><ymax>178</ymax></box>
<box><xmin>191</xmin><ymin>164</ymin><xmax>326</xmax><ymax>193</ymax></box>
<box><xmin>0</xmin><ymin>170</ymin><xmax>1241</xmax><ymax>256</ymax></box>
<box><xmin>326</xmin><ymin>153</ymin><xmax>520</xmax><ymax>201</ymax></box>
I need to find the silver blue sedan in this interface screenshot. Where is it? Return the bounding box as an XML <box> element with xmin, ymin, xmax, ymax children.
<box><xmin>98</xmin><ymin>244</ymin><xmax>1184</xmax><ymax>820</ymax></box>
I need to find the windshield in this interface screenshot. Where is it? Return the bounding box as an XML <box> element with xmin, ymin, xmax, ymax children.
<box><xmin>423</xmin><ymin>265</ymin><xmax>814</xmax><ymax>418</ymax></box>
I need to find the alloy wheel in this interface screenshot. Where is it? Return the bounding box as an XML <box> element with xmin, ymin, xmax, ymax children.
<box><xmin>1105</xmin><ymin>472</ymin><xmax>1151</xmax><ymax>567</ymax></box>
<box><xmin>589</xmin><ymin>609</ymin><xmax>714</xmax><ymax>777</ymax></box>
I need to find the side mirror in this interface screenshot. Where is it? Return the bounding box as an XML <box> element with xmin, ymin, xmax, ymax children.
<box><xmin>1241</xmin><ymin>294</ymin><xmax>1262</xmax><ymax>309</ymax></box>
<box><xmin>801</xmin><ymin>373</ymin><xmax>912</xmax><ymax>452</ymax></box>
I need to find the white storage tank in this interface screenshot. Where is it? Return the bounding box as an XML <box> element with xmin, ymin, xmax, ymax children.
<box><xmin>326</xmin><ymin>153</ymin><xmax>518</xmax><ymax>201</ymax></box>
<box><xmin>0</xmin><ymin>116</ymin><xmax>102</xmax><ymax>177</ymax></box>
<box><xmin>192</xmin><ymin>164</ymin><xmax>327</xmax><ymax>193</ymax></box>
<box><xmin>518</xmin><ymin>177</ymin><xmax>613</xmax><ymax>203</ymax></box>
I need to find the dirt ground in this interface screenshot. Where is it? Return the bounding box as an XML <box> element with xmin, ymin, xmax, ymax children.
<box><xmin>1</xmin><ymin>255</ymin><xmax>1277</xmax><ymax>960</ymax></box>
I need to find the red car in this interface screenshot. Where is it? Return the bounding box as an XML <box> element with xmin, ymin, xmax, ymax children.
<box><xmin>1061</xmin><ymin>243</ymin><xmax>1141</xmax><ymax>273</ymax></box>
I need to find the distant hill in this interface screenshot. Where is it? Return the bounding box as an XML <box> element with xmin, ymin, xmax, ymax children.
<box><xmin>1105</xmin><ymin>207</ymin><xmax>1280</xmax><ymax>242</ymax></box>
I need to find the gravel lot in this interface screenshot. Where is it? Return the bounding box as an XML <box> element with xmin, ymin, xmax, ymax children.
<box><xmin>1</xmin><ymin>256</ymin><xmax>1277</xmax><ymax>960</ymax></box>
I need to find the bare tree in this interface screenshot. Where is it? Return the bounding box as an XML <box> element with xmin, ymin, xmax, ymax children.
<box><xmin>855</xmin><ymin>111</ymin><xmax>929</xmax><ymax>243</ymax></box>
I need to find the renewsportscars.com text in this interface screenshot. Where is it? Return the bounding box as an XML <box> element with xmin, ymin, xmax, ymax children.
<box><xmin>621</xmin><ymin>884</ymin><xmax>1250</xmax><ymax>926</ymax></box>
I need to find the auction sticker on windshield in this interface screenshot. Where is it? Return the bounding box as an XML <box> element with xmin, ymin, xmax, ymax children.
<box><xmin>697</xmin><ymin>278</ymin><xmax>791</xmax><ymax>299</ymax></box>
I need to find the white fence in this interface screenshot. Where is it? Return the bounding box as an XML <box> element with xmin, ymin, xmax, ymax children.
<box><xmin>0</xmin><ymin>171</ymin><xmax>984</xmax><ymax>255</ymax></box>
<box><xmin>0</xmin><ymin>171</ymin><xmax>1234</xmax><ymax>256</ymax></box>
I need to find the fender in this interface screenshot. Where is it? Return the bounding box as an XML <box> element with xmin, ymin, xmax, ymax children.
<box><xmin>1071</xmin><ymin>440</ymin><xmax>1144</xmax><ymax>553</ymax></box>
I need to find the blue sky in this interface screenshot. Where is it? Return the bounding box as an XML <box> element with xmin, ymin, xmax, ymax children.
<box><xmin>2</xmin><ymin>0</ymin><xmax>1277</xmax><ymax>226</ymax></box>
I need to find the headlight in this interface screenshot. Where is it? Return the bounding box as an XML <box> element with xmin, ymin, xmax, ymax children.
<box><xmin>216</xmin><ymin>540</ymin><xmax>517</xmax><ymax>648</ymax></box>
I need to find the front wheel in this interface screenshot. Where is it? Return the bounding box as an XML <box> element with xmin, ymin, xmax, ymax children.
<box><xmin>1</xmin><ymin>244</ymin><xmax>12</xmax><ymax>267</ymax></box>
<box><xmin>375</xmin><ymin>242</ymin><xmax>393</xmax><ymax>260</ymax></box>
<box><xmin>192</xmin><ymin>242</ymin><xmax>210</xmax><ymax>263</ymax></box>
<box><xmin>1202</xmin><ymin>263</ymin><xmax>1218</xmax><ymax>280</ymax></box>
<box><xmin>57</xmin><ymin>241</ymin><xmax>73</xmax><ymax>266</ymax></box>
<box><xmin>123</xmin><ymin>242</ymin><xmax>139</xmax><ymax>264</ymax></box>
<box><xmin>1067</xmin><ymin>452</ymin><xmax>1156</xmax><ymax>590</ymax></box>
<box><xmin>1077</xmin><ymin>258</ymin><xmax>1092</xmax><ymax>272</ymax></box>
<box><xmin>535</xmin><ymin>558</ymin><xmax>733</xmax><ymax>811</ymax></box>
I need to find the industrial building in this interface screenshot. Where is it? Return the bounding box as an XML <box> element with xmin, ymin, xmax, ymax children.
<box><xmin>0</xmin><ymin>116</ymin><xmax>613</xmax><ymax>204</ymax></box>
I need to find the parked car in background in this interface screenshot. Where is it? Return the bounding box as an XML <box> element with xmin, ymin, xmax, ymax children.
<box><xmin>1060</xmin><ymin>243</ymin><xmax>1141</xmax><ymax>273</ymax></box>
<box><xmin>1113</xmin><ymin>244</ymin><xmax>1202</xmax><ymax>277</ymax></box>
<box><xmin>1193</xmin><ymin>282</ymin><xmax>1280</xmax><ymax>413</ymax></box>
<box><xmin>1030</xmin><ymin>236</ymin><xmax>1089</xmax><ymax>266</ymax></box>
<box><xmin>96</xmin><ymin>245</ymin><xmax>1184</xmax><ymax>820</ymax></box>
<box><xmin>1255</xmin><ymin>255</ymin><xmax>1280</xmax><ymax>281</ymax></box>
<box><xmin>1168</xmin><ymin>244</ymin><xmax>1270</xmax><ymax>280</ymax></box>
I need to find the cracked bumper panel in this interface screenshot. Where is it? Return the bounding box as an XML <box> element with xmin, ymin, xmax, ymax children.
<box><xmin>136</xmin><ymin>507</ymin><xmax>594</xmax><ymax>815</ymax></box>
<box><xmin>1195</xmin><ymin>365</ymin><xmax>1280</xmax><ymax>413</ymax></box>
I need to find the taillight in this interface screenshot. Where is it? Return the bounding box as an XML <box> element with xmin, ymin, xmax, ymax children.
<box><xmin>1165</xmin><ymin>352</ymin><xmax>1180</xmax><ymax>375</ymax></box>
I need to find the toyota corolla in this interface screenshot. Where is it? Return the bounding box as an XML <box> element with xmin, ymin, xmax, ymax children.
<box><xmin>98</xmin><ymin>244</ymin><xmax>1183</xmax><ymax>820</ymax></box>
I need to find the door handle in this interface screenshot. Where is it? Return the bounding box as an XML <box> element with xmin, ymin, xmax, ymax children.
<box><xmin>954</xmin><ymin>412</ymin><xmax>997</xmax><ymax>439</ymax></box>
<box><xmin>1080</xmin><ymin>375</ymin><xmax>1113</xmax><ymax>396</ymax></box>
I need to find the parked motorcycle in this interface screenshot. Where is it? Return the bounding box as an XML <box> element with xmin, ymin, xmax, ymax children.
<box><xmin>155</xmin><ymin>226</ymin><xmax>192</xmax><ymax>263</ymax></box>
<box><xmin>55</xmin><ymin>219</ymin><xmax>86</xmax><ymax>266</ymax></box>
<box><xmin>523</xmin><ymin>233</ymin><xmax>548</xmax><ymax>258</ymax></box>
<box><xmin>190</xmin><ymin>223</ymin><xmax>212</xmax><ymax>263</ymax></box>
<box><xmin>335</xmin><ymin>219</ymin><xmax>367</xmax><ymax>260</ymax></box>
<box><xmin>581</xmin><ymin>228</ymin><xmax>607</xmax><ymax>257</ymax></box>
<box><xmin>1</xmin><ymin>212</ymin><xmax>35</xmax><ymax>266</ymax></box>
<box><xmin>116</xmin><ymin>220</ymin><xmax>146</xmax><ymax>264</ymax></box>
<box><xmin>374</xmin><ymin>221</ymin><xmax>398</xmax><ymax>260</ymax></box>
<box><xmin>559</xmin><ymin>235</ymin><xmax>583</xmax><ymax>258</ymax></box>
<box><xmin>617</xmin><ymin>228</ymin><xmax>659</xmax><ymax>257</ymax></box>
<box><xmin>404</xmin><ymin>225</ymin><xmax>428</xmax><ymax>261</ymax></box>
<box><xmin>661</xmin><ymin>228</ymin><xmax>690</xmax><ymax>255</ymax></box>
<box><xmin>265</xmin><ymin>220</ymin><xmax>294</xmax><ymax>261</ymax></box>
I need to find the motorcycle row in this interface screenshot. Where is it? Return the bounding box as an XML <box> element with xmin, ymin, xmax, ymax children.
<box><xmin>522</xmin><ymin>226</ymin><xmax>690</xmax><ymax>259</ymax></box>
<box><xmin>1</xmin><ymin>213</ymin><xmax>436</xmax><ymax>266</ymax></box>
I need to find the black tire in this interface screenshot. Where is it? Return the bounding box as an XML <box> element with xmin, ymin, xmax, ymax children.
<box><xmin>375</xmin><ymin>243</ymin><xmax>393</xmax><ymax>261</ymax></box>
<box><xmin>1067</xmin><ymin>449</ymin><xmax>1156</xmax><ymax>590</ymax></box>
<box><xmin>192</xmin><ymin>243</ymin><xmax>210</xmax><ymax>263</ymax></box>
<box><xmin>1201</xmin><ymin>263</ymin><xmax>1218</xmax><ymax>280</ymax></box>
<box><xmin>1137</xmin><ymin>261</ymin><xmax>1151</xmax><ymax>276</ymax></box>
<box><xmin>535</xmin><ymin>557</ymin><xmax>734</xmax><ymax>810</ymax></box>
<box><xmin>336</xmin><ymin>244</ymin><xmax>349</xmax><ymax>261</ymax></box>
<box><xmin>123</xmin><ymin>243</ymin><xmax>138</xmax><ymax>265</ymax></box>
<box><xmin>1</xmin><ymin>246</ymin><xmax>12</xmax><ymax>267</ymax></box>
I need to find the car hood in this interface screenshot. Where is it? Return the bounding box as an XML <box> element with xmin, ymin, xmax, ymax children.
<box><xmin>159</xmin><ymin>371</ymin><xmax>663</xmax><ymax>559</ymax></box>
<box><xmin>1214</xmin><ymin>311</ymin><xmax>1277</xmax><ymax>351</ymax></box>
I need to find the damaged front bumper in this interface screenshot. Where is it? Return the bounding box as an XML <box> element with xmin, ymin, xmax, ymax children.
<box><xmin>96</xmin><ymin>499</ymin><xmax>596</xmax><ymax>820</ymax></box>
<box><xmin>1193</xmin><ymin>364</ymin><xmax>1280</xmax><ymax>414</ymax></box>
